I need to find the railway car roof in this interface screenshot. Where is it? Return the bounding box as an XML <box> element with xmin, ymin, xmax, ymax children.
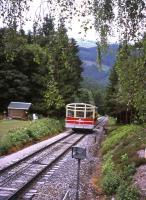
<box><xmin>66</xmin><ymin>103</ymin><xmax>97</xmax><ymax>108</ymax></box>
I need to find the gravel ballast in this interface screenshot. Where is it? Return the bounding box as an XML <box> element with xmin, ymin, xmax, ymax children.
<box><xmin>22</xmin><ymin>127</ymin><xmax>106</xmax><ymax>200</ymax></box>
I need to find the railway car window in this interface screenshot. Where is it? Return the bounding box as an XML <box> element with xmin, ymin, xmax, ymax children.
<box><xmin>76</xmin><ymin>111</ymin><xmax>84</xmax><ymax>118</ymax></box>
<box><xmin>86</xmin><ymin>111</ymin><xmax>93</xmax><ymax>118</ymax></box>
<box><xmin>67</xmin><ymin>110</ymin><xmax>74</xmax><ymax>117</ymax></box>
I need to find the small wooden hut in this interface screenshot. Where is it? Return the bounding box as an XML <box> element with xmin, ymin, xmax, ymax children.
<box><xmin>8</xmin><ymin>102</ymin><xmax>31</xmax><ymax>119</ymax></box>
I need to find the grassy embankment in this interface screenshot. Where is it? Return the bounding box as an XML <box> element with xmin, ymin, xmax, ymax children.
<box><xmin>99</xmin><ymin>117</ymin><xmax>146</xmax><ymax>200</ymax></box>
<box><xmin>0</xmin><ymin>120</ymin><xmax>30</xmax><ymax>140</ymax></box>
<box><xmin>0</xmin><ymin>118</ymin><xmax>64</xmax><ymax>156</ymax></box>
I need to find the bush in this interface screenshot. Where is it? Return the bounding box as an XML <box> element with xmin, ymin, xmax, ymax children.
<box><xmin>121</xmin><ymin>164</ymin><xmax>136</xmax><ymax>180</ymax></box>
<box><xmin>116</xmin><ymin>182</ymin><xmax>139</xmax><ymax>200</ymax></box>
<box><xmin>102</xmin><ymin>171</ymin><xmax>120</xmax><ymax>195</ymax></box>
<box><xmin>102</xmin><ymin>155</ymin><xmax>115</xmax><ymax>174</ymax></box>
<box><xmin>101</xmin><ymin>156</ymin><xmax>120</xmax><ymax>195</ymax></box>
<box><xmin>120</xmin><ymin>154</ymin><xmax>136</xmax><ymax>180</ymax></box>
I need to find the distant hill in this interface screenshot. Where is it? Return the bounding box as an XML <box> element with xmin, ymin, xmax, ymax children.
<box><xmin>78</xmin><ymin>44</ymin><xmax>119</xmax><ymax>85</ymax></box>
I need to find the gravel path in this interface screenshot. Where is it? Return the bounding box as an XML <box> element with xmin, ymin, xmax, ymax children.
<box><xmin>22</xmin><ymin>128</ymin><xmax>106</xmax><ymax>200</ymax></box>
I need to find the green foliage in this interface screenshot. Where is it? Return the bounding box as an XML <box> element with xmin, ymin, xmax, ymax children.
<box><xmin>111</xmin><ymin>125</ymin><xmax>146</xmax><ymax>167</ymax></box>
<box><xmin>0</xmin><ymin>118</ymin><xmax>64</xmax><ymax>155</ymax></box>
<box><xmin>75</xmin><ymin>88</ymin><xmax>95</xmax><ymax>105</ymax></box>
<box><xmin>105</xmin><ymin>65</ymin><xmax>119</xmax><ymax>117</ymax></box>
<box><xmin>106</xmin><ymin>117</ymin><xmax>119</xmax><ymax>134</ymax></box>
<box><xmin>100</xmin><ymin>124</ymin><xmax>146</xmax><ymax>197</ymax></box>
<box><xmin>115</xmin><ymin>43</ymin><xmax>146</xmax><ymax>123</ymax></box>
<box><xmin>0</xmin><ymin>28</ymin><xmax>49</xmax><ymax>113</ymax></box>
<box><xmin>44</xmin><ymin>80</ymin><xmax>65</xmax><ymax>111</ymax></box>
<box><xmin>122</xmin><ymin>163</ymin><xmax>136</xmax><ymax>180</ymax></box>
<box><xmin>101</xmin><ymin>156</ymin><xmax>120</xmax><ymax>195</ymax></box>
<box><xmin>94</xmin><ymin>0</ymin><xmax>145</xmax><ymax>45</ymax></box>
<box><xmin>75</xmin><ymin>78</ymin><xmax>106</xmax><ymax>114</ymax></box>
<box><xmin>102</xmin><ymin>172</ymin><xmax>120</xmax><ymax>195</ymax></box>
<box><xmin>105</xmin><ymin>43</ymin><xmax>146</xmax><ymax>124</ymax></box>
<box><xmin>119</xmin><ymin>153</ymin><xmax>136</xmax><ymax>180</ymax></box>
<box><xmin>41</xmin><ymin>20</ymin><xmax>82</xmax><ymax>114</ymax></box>
<box><xmin>0</xmin><ymin>120</ymin><xmax>30</xmax><ymax>140</ymax></box>
<box><xmin>0</xmin><ymin>16</ymin><xmax>83</xmax><ymax>115</ymax></box>
<box><xmin>102</xmin><ymin>155</ymin><xmax>115</xmax><ymax>174</ymax></box>
<box><xmin>101</xmin><ymin>156</ymin><xmax>138</xmax><ymax>197</ymax></box>
<box><xmin>104</xmin><ymin>31</ymin><xmax>146</xmax><ymax>125</ymax></box>
<box><xmin>116</xmin><ymin>182</ymin><xmax>139</xmax><ymax>200</ymax></box>
<box><xmin>101</xmin><ymin>125</ymin><xmax>140</xmax><ymax>154</ymax></box>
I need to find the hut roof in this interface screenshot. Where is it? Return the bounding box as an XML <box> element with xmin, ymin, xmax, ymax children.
<box><xmin>8</xmin><ymin>102</ymin><xmax>31</xmax><ymax>110</ymax></box>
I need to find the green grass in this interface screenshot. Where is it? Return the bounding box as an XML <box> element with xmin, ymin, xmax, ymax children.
<box><xmin>0</xmin><ymin>120</ymin><xmax>30</xmax><ymax>140</ymax></box>
<box><xmin>101</xmin><ymin>125</ymin><xmax>142</xmax><ymax>155</ymax></box>
<box><xmin>111</xmin><ymin>124</ymin><xmax>146</xmax><ymax>167</ymax></box>
<box><xmin>0</xmin><ymin>118</ymin><xmax>64</xmax><ymax>155</ymax></box>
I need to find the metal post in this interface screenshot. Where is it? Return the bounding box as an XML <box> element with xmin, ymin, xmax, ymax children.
<box><xmin>76</xmin><ymin>159</ymin><xmax>81</xmax><ymax>200</ymax></box>
<box><xmin>95</xmin><ymin>134</ymin><xmax>96</xmax><ymax>143</ymax></box>
<box><xmin>72</xmin><ymin>146</ymin><xmax>86</xmax><ymax>200</ymax></box>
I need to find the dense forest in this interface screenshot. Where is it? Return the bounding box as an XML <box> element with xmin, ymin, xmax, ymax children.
<box><xmin>0</xmin><ymin>16</ymin><xmax>83</xmax><ymax>115</ymax></box>
<box><xmin>0</xmin><ymin>16</ymin><xmax>108</xmax><ymax>117</ymax></box>
<box><xmin>0</xmin><ymin>0</ymin><xmax>145</xmax><ymax>123</ymax></box>
<box><xmin>0</xmin><ymin>16</ymin><xmax>82</xmax><ymax>114</ymax></box>
<box><xmin>105</xmin><ymin>41</ymin><xmax>146</xmax><ymax>123</ymax></box>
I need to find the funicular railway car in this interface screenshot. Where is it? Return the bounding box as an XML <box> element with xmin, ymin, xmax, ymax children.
<box><xmin>65</xmin><ymin>103</ymin><xmax>98</xmax><ymax>131</ymax></box>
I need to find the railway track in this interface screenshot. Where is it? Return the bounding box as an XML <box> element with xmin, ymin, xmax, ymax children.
<box><xmin>0</xmin><ymin>133</ymin><xmax>85</xmax><ymax>200</ymax></box>
<box><xmin>0</xmin><ymin>131</ymin><xmax>72</xmax><ymax>173</ymax></box>
<box><xmin>0</xmin><ymin>116</ymin><xmax>108</xmax><ymax>200</ymax></box>
<box><xmin>95</xmin><ymin>116</ymin><xmax>107</xmax><ymax>127</ymax></box>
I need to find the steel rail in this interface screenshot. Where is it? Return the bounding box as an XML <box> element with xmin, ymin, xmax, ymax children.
<box><xmin>94</xmin><ymin>116</ymin><xmax>107</xmax><ymax>129</ymax></box>
<box><xmin>62</xmin><ymin>190</ymin><xmax>70</xmax><ymax>200</ymax></box>
<box><xmin>0</xmin><ymin>134</ymin><xmax>78</xmax><ymax>186</ymax></box>
<box><xmin>0</xmin><ymin>130</ymin><xmax>73</xmax><ymax>174</ymax></box>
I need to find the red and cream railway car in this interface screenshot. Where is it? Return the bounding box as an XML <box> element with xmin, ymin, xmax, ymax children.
<box><xmin>65</xmin><ymin>103</ymin><xmax>98</xmax><ymax>131</ymax></box>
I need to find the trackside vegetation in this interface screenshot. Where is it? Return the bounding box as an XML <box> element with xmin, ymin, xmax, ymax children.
<box><xmin>0</xmin><ymin>120</ymin><xmax>30</xmax><ymax>140</ymax></box>
<box><xmin>100</xmin><ymin>118</ymin><xmax>146</xmax><ymax>199</ymax></box>
<box><xmin>0</xmin><ymin>118</ymin><xmax>64</xmax><ymax>155</ymax></box>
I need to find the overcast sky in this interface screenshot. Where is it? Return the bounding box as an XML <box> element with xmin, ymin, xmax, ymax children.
<box><xmin>0</xmin><ymin>0</ymin><xmax>119</xmax><ymax>45</ymax></box>
<box><xmin>23</xmin><ymin>0</ymin><xmax>100</xmax><ymax>42</ymax></box>
<box><xmin>25</xmin><ymin>0</ymin><xmax>120</xmax><ymax>45</ymax></box>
